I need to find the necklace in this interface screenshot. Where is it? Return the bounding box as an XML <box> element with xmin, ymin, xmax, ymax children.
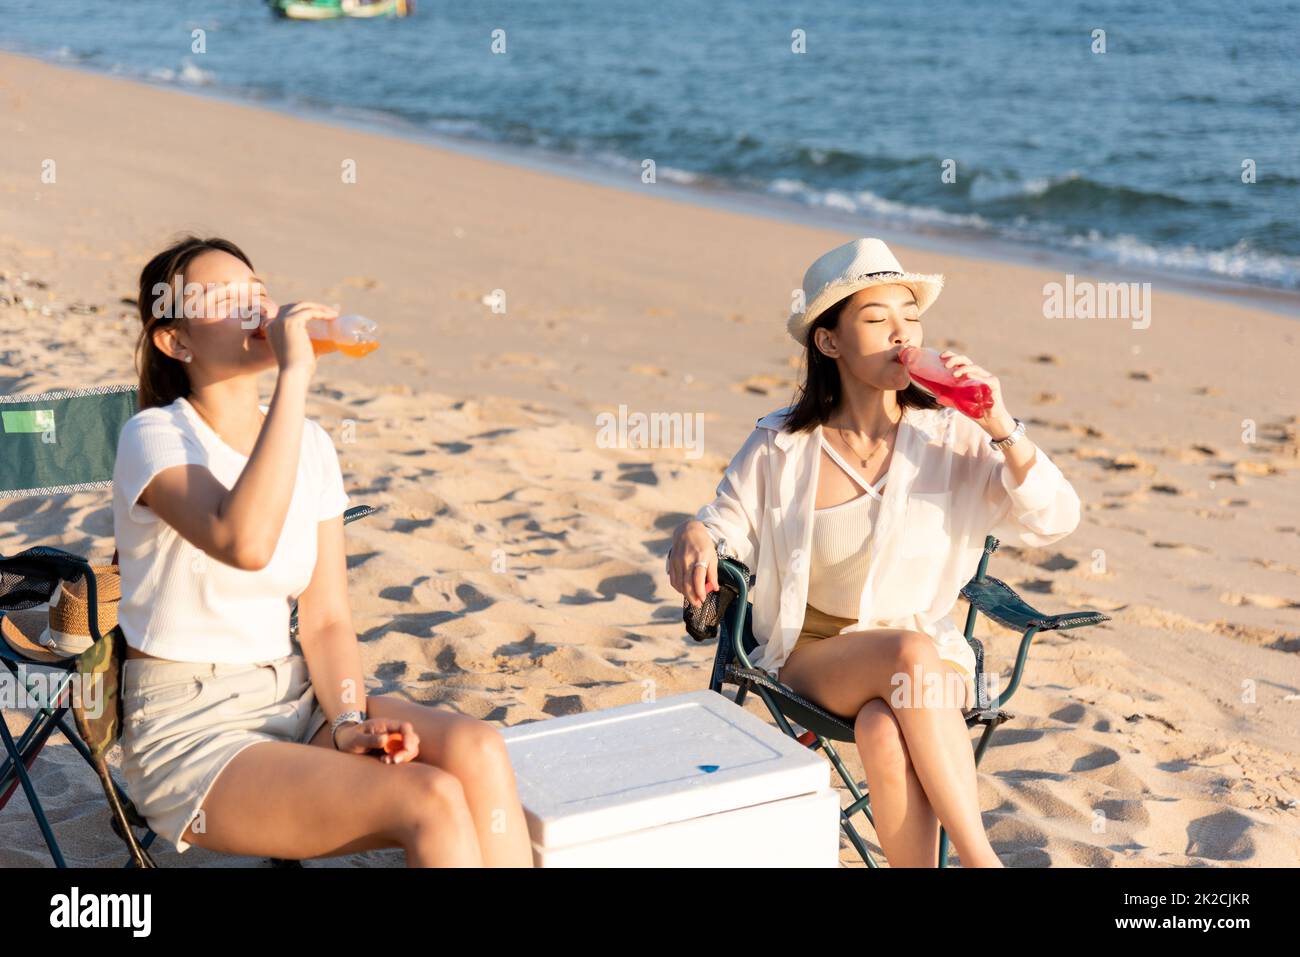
<box><xmin>835</xmin><ymin>414</ymin><xmax>900</xmax><ymax>469</ymax></box>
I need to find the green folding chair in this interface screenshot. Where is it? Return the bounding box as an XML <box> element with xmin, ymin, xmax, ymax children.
<box><xmin>0</xmin><ymin>384</ymin><xmax>375</xmax><ymax>867</ymax></box>
<box><xmin>695</xmin><ymin>540</ymin><xmax>1111</xmax><ymax>868</ymax></box>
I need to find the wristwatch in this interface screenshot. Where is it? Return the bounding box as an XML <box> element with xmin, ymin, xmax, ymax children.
<box><xmin>330</xmin><ymin>710</ymin><xmax>366</xmax><ymax>749</ymax></box>
<box><xmin>989</xmin><ymin>418</ymin><xmax>1025</xmax><ymax>451</ymax></box>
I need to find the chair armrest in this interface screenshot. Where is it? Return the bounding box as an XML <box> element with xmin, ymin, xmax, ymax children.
<box><xmin>960</xmin><ymin>575</ymin><xmax>1111</xmax><ymax>633</ymax></box>
<box><xmin>716</xmin><ymin>557</ymin><xmax>752</xmax><ymax>594</ymax></box>
<box><xmin>343</xmin><ymin>504</ymin><xmax>378</xmax><ymax>526</ymax></box>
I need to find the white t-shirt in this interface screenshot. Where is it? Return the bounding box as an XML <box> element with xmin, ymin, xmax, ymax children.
<box><xmin>111</xmin><ymin>396</ymin><xmax>350</xmax><ymax>664</ymax></box>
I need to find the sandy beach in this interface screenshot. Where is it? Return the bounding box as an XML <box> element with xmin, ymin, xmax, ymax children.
<box><xmin>1</xmin><ymin>53</ymin><xmax>1298</xmax><ymax>867</ymax></box>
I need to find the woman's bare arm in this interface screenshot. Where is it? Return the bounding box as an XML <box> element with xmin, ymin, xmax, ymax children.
<box><xmin>294</xmin><ymin>513</ymin><xmax>366</xmax><ymax>724</ymax></box>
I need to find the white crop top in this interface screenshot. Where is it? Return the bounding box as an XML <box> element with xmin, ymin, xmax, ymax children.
<box><xmin>111</xmin><ymin>396</ymin><xmax>350</xmax><ymax>664</ymax></box>
<box><xmin>806</xmin><ymin>437</ymin><xmax>887</xmax><ymax>619</ymax></box>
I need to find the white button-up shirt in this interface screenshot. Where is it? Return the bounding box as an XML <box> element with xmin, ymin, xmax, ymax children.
<box><xmin>694</xmin><ymin>403</ymin><xmax>1083</xmax><ymax>682</ymax></box>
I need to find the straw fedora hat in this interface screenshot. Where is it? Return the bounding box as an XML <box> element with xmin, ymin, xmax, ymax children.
<box><xmin>788</xmin><ymin>237</ymin><xmax>944</xmax><ymax>346</ymax></box>
<box><xmin>0</xmin><ymin>564</ymin><xmax>120</xmax><ymax>665</ymax></box>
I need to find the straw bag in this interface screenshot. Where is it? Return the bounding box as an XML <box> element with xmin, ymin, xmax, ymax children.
<box><xmin>0</xmin><ymin>563</ymin><xmax>121</xmax><ymax>662</ymax></box>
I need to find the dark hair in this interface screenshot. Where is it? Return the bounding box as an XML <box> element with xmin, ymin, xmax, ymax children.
<box><xmin>783</xmin><ymin>293</ymin><xmax>938</xmax><ymax>432</ymax></box>
<box><xmin>134</xmin><ymin>235</ymin><xmax>255</xmax><ymax>410</ymax></box>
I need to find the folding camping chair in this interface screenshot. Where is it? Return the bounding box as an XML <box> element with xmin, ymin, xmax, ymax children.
<box><xmin>0</xmin><ymin>384</ymin><xmax>376</xmax><ymax>867</ymax></box>
<box><xmin>698</xmin><ymin>539</ymin><xmax>1111</xmax><ymax>868</ymax></box>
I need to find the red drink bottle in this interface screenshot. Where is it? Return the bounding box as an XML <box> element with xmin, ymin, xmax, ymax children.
<box><xmin>897</xmin><ymin>346</ymin><xmax>994</xmax><ymax>419</ymax></box>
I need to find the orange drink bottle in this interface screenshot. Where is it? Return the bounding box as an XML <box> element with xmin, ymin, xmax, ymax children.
<box><xmin>249</xmin><ymin>310</ymin><xmax>379</xmax><ymax>357</ymax></box>
<box><xmin>306</xmin><ymin>315</ymin><xmax>380</xmax><ymax>357</ymax></box>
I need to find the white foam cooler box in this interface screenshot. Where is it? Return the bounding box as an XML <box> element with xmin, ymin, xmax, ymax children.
<box><xmin>499</xmin><ymin>689</ymin><xmax>841</xmax><ymax>866</ymax></box>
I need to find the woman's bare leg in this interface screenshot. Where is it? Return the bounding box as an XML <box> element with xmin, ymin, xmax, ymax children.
<box><xmin>853</xmin><ymin>698</ymin><xmax>941</xmax><ymax>867</ymax></box>
<box><xmin>780</xmin><ymin>630</ymin><xmax>1001</xmax><ymax>867</ymax></box>
<box><xmin>321</xmin><ymin>696</ymin><xmax>534</xmax><ymax>867</ymax></box>
<box><xmin>186</xmin><ymin>740</ymin><xmax>483</xmax><ymax>866</ymax></box>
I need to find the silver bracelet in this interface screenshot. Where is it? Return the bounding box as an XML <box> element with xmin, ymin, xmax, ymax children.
<box><xmin>330</xmin><ymin>709</ymin><xmax>366</xmax><ymax>749</ymax></box>
<box><xmin>706</xmin><ymin>528</ymin><xmax>737</xmax><ymax>561</ymax></box>
<box><xmin>989</xmin><ymin>418</ymin><xmax>1025</xmax><ymax>451</ymax></box>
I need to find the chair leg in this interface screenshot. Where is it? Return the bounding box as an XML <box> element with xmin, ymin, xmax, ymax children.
<box><xmin>0</xmin><ymin>708</ymin><xmax>60</xmax><ymax>809</ymax></box>
<box><xmin>840</xmin><ymin>811</ymin><xmax>880</xmax><ymax>868</ymax></box>
<box><xmin>0</xmin><ymin>713</ymin><xmax>67</xmax><ymax>867</ymax></box>
<box><xmin>0</xmin><ymin>675</ymin><xmax>159</xmax><ymax>868</ymax></box>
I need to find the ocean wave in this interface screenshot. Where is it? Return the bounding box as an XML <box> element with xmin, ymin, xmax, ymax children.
<box><xmin>764</xmin><ymin>177</ymin><xmax>1300</xmax><ymax>290</ymax></box>
<box><xmin>1059</xmin><ymin>233</ymin><xmax>1300</xmax><ymax>289</ymax></box>
<box><xmin>971</xmin><ymin>171</ymin><xmax>1202</xmax><ymax>212</ymax></box>
<box><xmin>768</xmin><ymin>178</ymin><xmax>992</xmax><ymax>231</ymax></box>
<box><xmin>968</xmin><ymin>170</ymin><xmax>1080</xmax><ymax>204</ymax></box>
<box><xmin>118</xmin><ymin>57</ymin><xmax>214</xmax><ymax>87</ymax></box>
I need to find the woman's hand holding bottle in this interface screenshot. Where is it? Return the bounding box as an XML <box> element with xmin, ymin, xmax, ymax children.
<box><xmin>260</xmin><ymin>301</ymin><xmax>338</xmax><ymax>379</ymax></box>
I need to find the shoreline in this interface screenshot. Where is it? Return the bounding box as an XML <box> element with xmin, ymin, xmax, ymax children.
<box><xmin>4</xmin><ymin>48</ymin><xmax>1297</xmax><ymax>319</ymax></box>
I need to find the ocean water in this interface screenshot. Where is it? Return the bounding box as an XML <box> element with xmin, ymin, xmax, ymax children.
<box><xmin>3</xmin><ymin>0</ymin><xmax>1298</xmax><ymax>292</ymax></box>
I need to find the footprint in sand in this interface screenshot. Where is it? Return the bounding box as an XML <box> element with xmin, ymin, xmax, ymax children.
<box><xmin>1217</xmin><ymin>591</ymin><xmax>1300</xmax><ymax>610</ymax></box>
<box><xmin>1149</xmin><ymin>482</ymin><xmax>1187</xmax><ymax>496</ymax></box>
<box><xmin>1213</xmin><ymin>621</ymin><xmax>1300</xmax><ymax>653</ymax></box>
<box><xmin>1232</xmin><ymin>459</ymin><xmax>1280</xmax><ymax>478</ymax></box>
<box><xmin>1193</xmin><ymin>507</ymin><xmax>1235</xmax><ymax>520</ymax></box>
<box><xmin>734</xmin><ymin>372</ymin><xmax>794</xmax><ymax>396</ymax></box>
<box><xmin>492</xmin><ymin>629</ymin><xmax>558</xmax><ymax>660</ymax></box>
<box><xmin>616</xmin><ymin>461</ymin><xmax>658</xmax><ymax>486</ymax></box>
<box><xmin>1049</xmin><ymin>702</ymin><xmax>1088</xmax><ymax>724</ymax></box>
<box><xmin>628</xmin><ymin>363</ymin><xmax>668</xmax><ymax>377</ymax></box>
<box><xmin>542</xmin><ymin>695</ymin><xmax>585</xmax><ymax>717</ymax></box>
<box><xmin>1007</xmin><ymin>548</ymin><xmax>1079</xmax><ymax>572</ymax></box>
<box><xmin>1185</xmin><ymin>809</ymin><xmax>1256</xmax><ymax>862</ymax></box>
<box><xmin>1152</xmin><ymin>541</ymin><xmax>1211</xmax><ymax>554</ymax></box>
<box><xmin>1249</xmin><ymin>557</ymin><xmax>1300</xmax><ymax>575</ymax></box>
<box><xmin>1015</xmin><ymin>578</ymin><xmax>1055</xmax><ymax>594</ymax></box>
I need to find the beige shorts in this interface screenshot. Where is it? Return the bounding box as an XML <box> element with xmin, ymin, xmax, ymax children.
<box><xmin>786</xmin><ymin>603</ymin><xmax>977</xmax><ymax>712</ymax></box>
<box><xmin>119</xmin><ymin>653</ymin><xmax>328</xmax><ymax>853</ymax></box>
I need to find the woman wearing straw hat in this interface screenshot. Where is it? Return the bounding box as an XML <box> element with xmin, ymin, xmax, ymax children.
<box><xmin>108</xmin><ymin>236</ymin><xmax>532</xmax><ymax>866</ymax></box>
<box><xmin>667</xmin><ymin>237</ymin><xmax>1081</xmax><ymax>867</ymax></box>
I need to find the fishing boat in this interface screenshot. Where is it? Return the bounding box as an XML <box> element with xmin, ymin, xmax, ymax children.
<box><xmin>271</xmin><ymin>0</ymin><xmax>412</xmax><ymax>19</ymax></box>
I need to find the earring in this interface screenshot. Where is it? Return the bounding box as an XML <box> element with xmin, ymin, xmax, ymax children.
<box><xmin>182</xmin><ymin>354</ymin><xmax>193</xmax><ymax>364</ymax></box>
